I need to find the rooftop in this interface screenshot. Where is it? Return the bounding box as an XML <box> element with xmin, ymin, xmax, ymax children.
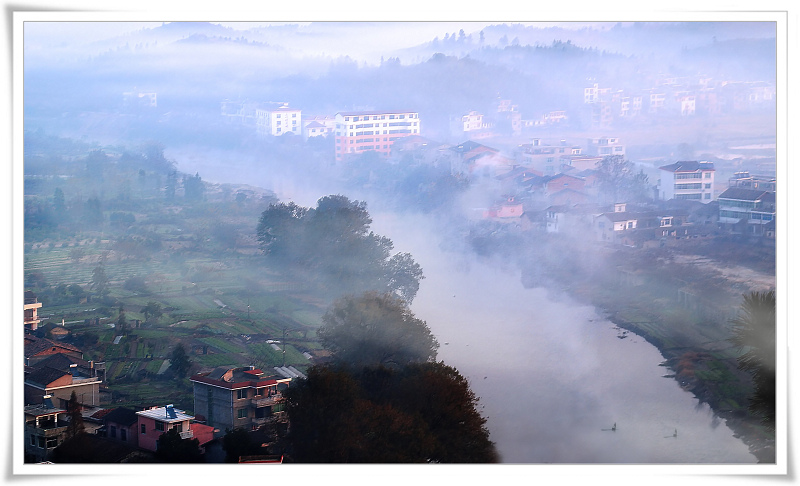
<box><xmin>136</xmin><ymin>405</ymin><xmax>194</xmax><ymax>423</ymax></box>
<box><xmin>337</xmin><ymin>110</ymin><xmax>417</xmax><ymax>116</ymax></box>
<box><xmin>658</xmin><ymin>160</ymin><xmax>715</xmax><ymax>172</ymax></box>
<box><xmin>718</xmin><ymin>187</ymin><xmax>776</xmax><ymax>202</ymax></box>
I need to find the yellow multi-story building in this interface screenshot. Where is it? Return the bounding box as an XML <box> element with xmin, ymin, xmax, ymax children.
<box><xmin>334</xmin><ymin>110</ymin><xmax>420</xmax><ymax>161</ymax></box>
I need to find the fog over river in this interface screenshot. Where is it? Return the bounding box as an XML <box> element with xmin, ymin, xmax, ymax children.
<box><xmin>371</xmin><ymin>213</ymin><xmax>756</xmax><ymax>464</ymax></box>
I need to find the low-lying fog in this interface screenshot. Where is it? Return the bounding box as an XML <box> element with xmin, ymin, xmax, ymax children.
<box><xmin>370</xmin><ymin>213</ymin><xmax>756</xmax><ymax>463</ymax></box>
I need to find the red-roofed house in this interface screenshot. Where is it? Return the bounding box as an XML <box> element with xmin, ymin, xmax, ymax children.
<box><xmin>24</xmin><ymin>335</ymin><xmax>83</xmax><ymax>366</ymax></box>
<box><xmin>191</xmin><ymin>366</ymin><xmax>292</xmax><ymax>436</ymax></box>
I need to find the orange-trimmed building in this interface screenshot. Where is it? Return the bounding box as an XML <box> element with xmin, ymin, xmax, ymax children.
<box><xmin>334</xmin><ymin>110</ymin><xmax>421</xmax><ymax>161</ymax></box>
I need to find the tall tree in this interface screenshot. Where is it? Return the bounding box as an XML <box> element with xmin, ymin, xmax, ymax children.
<box><xmin>90</xmin><ymin>263</ymin><xmax>108</xmax><ymax>297</ymax></box>
<box><xmin>729</xmin><ymin>290</ymin><xmax>776</xmax><ymax>430</ymax></box>
<box><xmin>170</xmin><ymin>343</ymin><xmax>191</xmax><ymax>379</ymax></box>
<box><xmin>142</xmin><ymin>301</ymin><xmax>163</xmax><ymax>322</ymax></box>
<box><xmin>53</xmin><ymin>187</ymin><xmax>66</xmax><ymax>216</ymax></box>
<box><xmin>65</xmin><ymin>391</ymin><xmax>85</xmax><ymax>439</ymax></box>
<box><xmin>117</xmin><ymin>304</ymin><xmax>127</xmax><ymax>335</ymax></box>
<box><xmin>318</xmin><ymin>292</ymin><xmax>439</xmax><ymax>368</ymax></box>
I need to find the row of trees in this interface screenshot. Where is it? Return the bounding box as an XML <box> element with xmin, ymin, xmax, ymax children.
<box><xmin>257</xmin><ymin>195</ymin><xmax>424</xmax><ymax>303</ymax></box>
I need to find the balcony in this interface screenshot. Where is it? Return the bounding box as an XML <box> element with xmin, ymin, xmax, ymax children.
<box><xmin>179</xmin><ymin>430</ymin><xmax>194</xmax><ymax>440</ymax></box>
<box><xmin>251</xmin><ymin>396</ymin><xmax>281</xmax><ymax>408</ymax></box>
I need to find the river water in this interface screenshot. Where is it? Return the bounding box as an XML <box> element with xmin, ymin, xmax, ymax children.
<box><xmin>372</xmin><ymin>213</ymin><xmax>757</xmax><ymax>464</ymax></box>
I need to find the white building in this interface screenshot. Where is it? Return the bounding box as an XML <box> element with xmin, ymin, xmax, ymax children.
<box><xmin>255</xmin><ymin>103</ymin><xmax>302</xmax><ymax>137</ymax></box>
<box><xmin>658</xmin><ymin>161</ymin><xmax>715</xmax><ymax>203</ymax></box>
<box><xmin>303</xmin><ymin>115</ymin><xmax>336</xmax><ymax>139</ymax></box>
<box><xmin>587</xmin><ymin>137</ymin><xmax>626</xmax><ymax>157</ymax></box>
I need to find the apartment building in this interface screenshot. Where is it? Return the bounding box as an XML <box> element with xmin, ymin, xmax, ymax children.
<box><xmin>255</xmin><ymin>103</ymin><xmax>302</xmax><ymax>137</ymax></box>
<box><xmin>24</xmin><ymin>291</ymin><xmax>42</xmax><ymax>331</ymax></box>
<box><xmin>334</xmin><ymin>110</ymin><xmax>420</xmax><ymax>161</ymax></box>
<box><xmin>658</xmin><ymin>161</ymin><xmax>715</xmax><ymax>203</ymax></box>
<box><xmin>191</xmin><ymin>366</ymin><xmax>291</xmax><ymax>435</ymax></box>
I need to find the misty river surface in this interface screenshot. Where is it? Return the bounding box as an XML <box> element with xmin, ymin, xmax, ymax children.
<box><xmin>372</xmin><ymin>213</ymin><xmax>757</xmax><ymax>464</ymax></box>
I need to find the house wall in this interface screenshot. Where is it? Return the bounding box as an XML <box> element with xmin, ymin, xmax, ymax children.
<box><xmin>106</xmin><ymin>420</ymin><xmax>138</xmax><ymax>447</ymax></box>
<box><xmin>136</xmin><ymin>416</ymin><xmax>191</xmax><ymax>452</ymax></box>
<box><xmin>25</xmin><ymin>379</ymin><xmax>101</xmax><ymax>408</ymax></box>
<box><xmin>659</xmin><ymin>169</ymin><xmax>715</xmax><ymax>203</ymax></box>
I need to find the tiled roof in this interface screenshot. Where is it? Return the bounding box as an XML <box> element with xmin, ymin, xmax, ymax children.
<box><xmin>718</xmin><ymin>187</ymin><xmax>774</xmax><ymax>201</ymax></box>
<box><xmin>658</xmin><ymin>161</ymin><xmax>715</xmax><ymax>172</ymax></box>
<box><xmin>33</xmin><ymin>352</ymin><xmax>91</xmax><ymax>372</ymax></box>
<box><xmin>103</xmin><ymin>407</ymin><xmax>139</xmax><ymax>426</ymax></box>
<box><xmin>25</xmin><ymin>366</ymin><xmax>71</xmax><ymax>388</ymax></box>
<box><xmin>24</xmin><ymin>335</ymin><xmax>82</xmax><ymax>358</ymax></box>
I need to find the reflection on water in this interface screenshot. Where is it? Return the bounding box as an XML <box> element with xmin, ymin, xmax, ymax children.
<box><xmin>377</xmin><ymin>214</ymin><xmax>756</xmax><ymax>464</ymax></box>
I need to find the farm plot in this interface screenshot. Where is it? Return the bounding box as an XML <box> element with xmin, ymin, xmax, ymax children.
<box><xmin>247</xmin><ymin>342</ymin><xmax>310</xmax><ymax>368</ymax></box>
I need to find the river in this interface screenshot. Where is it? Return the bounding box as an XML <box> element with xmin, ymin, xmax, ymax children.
<box><xmin>372</xmin><ymin>212</ymin><xmax>757</xmax><ymax>464</ymax></box>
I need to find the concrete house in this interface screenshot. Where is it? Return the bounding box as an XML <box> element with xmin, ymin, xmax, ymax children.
<box><xmin>24</xmin><ymin>398</ymin><xmax>69</xmax><ymax>463</ymax></box>
<box><xmin>658</xmin><ymin>161</ymin><xmax>715</xmax><ymax>203</ymax></box>
<box><xmin>191</xmin><ymin>366</ymin><xmax>291</xmax><ymax>436</ymax></box>
<box><xmin>135</xmin><ymin>405</ymin><xmax>195</xmax><ymax>452</ymax></box>
<box><xmin>717</xmin><ymin>187</ymin><xmax>776</xmax><ymax>235</ymax></box>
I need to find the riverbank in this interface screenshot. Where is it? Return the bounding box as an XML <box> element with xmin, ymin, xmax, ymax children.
<box><xmin>570</xmin><ymin>281</ymin><xmax>776</xmax><ymax>464</ymax></box>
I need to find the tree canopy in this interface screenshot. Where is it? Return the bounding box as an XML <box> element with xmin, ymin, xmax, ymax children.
<box><xmin>318</xmin><ymin>291</ymin><xmax>439</xmax><ymax>368</ymax></box>
<box><xmin>729</xmin><ymin>290</ymin><xmax>776</xmax><ymax>430</ymax></box>
<box><xmin>155</xmin><ymin>428</ymin><xmax>203</xmax><ymax>463</ymax></box>
<box><xmin>256</xmin><ymin>195</ymin><xmax>423</xmax><ymax>302</ymax></box>
<box><xmin>283</xmin><ymin>362</ymin><xmax>498</xmax><ymax>463</ymax></box>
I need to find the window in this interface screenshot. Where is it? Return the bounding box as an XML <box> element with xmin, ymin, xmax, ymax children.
<box><xmin>704</xmin><ymin>172</ymin><xmax>712</xmax><ymax>178</ymax></box>
<box><xmin>155</xmin><ymin>421</ymin><xmax>165</xmax><ymax>432</ymax></box>
<box><xmin>256</xmin><ymin>387</ymin><xmax>265</xmax><ymax>396</ymax></box>
<box><xmin>627</xmin><ymin>221</ymin><xmax>634</xmax><ymax>229</ymax></box>
<box><xmin>237</xmin><ymin>408</ymin><xmax>248</xmax><ymax>419</ymax></box>
<box><xmin>110</xmin><ymin>425</ymin><xmax>117</xmax><ymax>438</ymax></box>
<box><xmin>705</xmin><ymin>183</ymin><xmax>711</xmax><ymax>189</ymax></box>
<box><xmin>38</xmin><ymin>436</ymin><xmax>45</xmax><ymax>448</ymax></box>
<box><xmin>141</xmin><ymin>424</ymin><xmax>146</xmax><ymax>434</ymax></box>
<box><xmin>121</xmin><ymin>428</ymin><xmax>127</xmax><ymax>441</ymax></box>
<box><xmin>237</xmin><ymin>389</ymin><xmax>248</xmax><ymax>400</ymax></box>
<box><xmin>46</xmin><ymin>438</ymin><xmax>58</xmax><ymax>449</ymax></box>
<box><xmin>292</xmin><ymin>113</ymin><xmax>296</xmax><ymax>117</ymax></box>
<box><xmin>30</xmin><ymin>434</ymin><xmax>36</xmax><ymax>446</ymax></box>
<box><xmin>704</xmin><ymin>193</ymin><xmax>711</xmax><ymax>199</ymax></box>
